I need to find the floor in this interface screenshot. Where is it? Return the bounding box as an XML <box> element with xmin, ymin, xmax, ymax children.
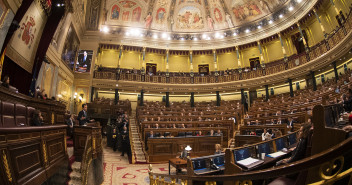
<box><xmin>102</xmin><ymin>145</ymin><xmax>169</xmax><ymax>185</ymax></box>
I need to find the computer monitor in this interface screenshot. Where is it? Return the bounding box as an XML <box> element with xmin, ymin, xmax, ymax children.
<box><xmin>275</xmin><ymin>137</ymin><xmax>286</xmax><ymax>151</ymax></box>
<box><xmin>193</xmin><ymin>159</ymin><xmax>207</xmax><ymax>170</ymax></box>
<box><xmin>213</xmin><ymin>155</ymin><xmax>225</xmax><ymax>166</ymax></box>
<box><xmin>258</xmin><ymin>142</ymin><xmax>271</xmax><ymax>155</ymax></box>
<box><xmin>234</xmin><ymin>148</ymin><xmax>250</xmax><ymax>162</ymax></box>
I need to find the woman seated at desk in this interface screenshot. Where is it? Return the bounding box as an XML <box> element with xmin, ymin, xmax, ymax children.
<box><xmin>280</xmin><ymin>123</ymin><xmax>312</xmax><ymax>164</ymax></box>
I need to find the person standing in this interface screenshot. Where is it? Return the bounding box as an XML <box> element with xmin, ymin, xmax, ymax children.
<box><xmin>112</xmin><ymin>128</ymin><xmax>118</xmax><ymax>152</ymax></box>
<box><xmin>120</xmin><ymin>126</ymin><xmax>130</xmax><ymax>156</ymax></box>
<box><xmin>32</xmin><ymin>110</ymin><xmax>44</xmax><ymax>126</ymax></box>
<box><xmin>77</xmin><ymin>104</ymin><xmax>93</xmax><ymax>126</ymax></box>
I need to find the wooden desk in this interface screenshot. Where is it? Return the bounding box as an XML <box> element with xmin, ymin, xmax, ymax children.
<box><xmin>73</xmin><ymin>124</ymin><xmax>102</xmax><ymax>161</ymax></box>
<box><xmin>169</xmin><ymin>158</ymin><xmax>187</xmax><ymax>175</ymax></box>
<box><xmin>147</xmin><ymin>136</ymin><xmax>222</xmax><ymax>162</ymax></box>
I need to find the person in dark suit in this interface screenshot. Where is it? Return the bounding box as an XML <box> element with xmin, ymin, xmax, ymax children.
<box><xmin>178</xmin><ymin>145</ymin><xmax>188</xmax><ymax>159</ymax></box>
<box><xmin>66</xmin><ymin>114</ymin><xmax>75</xmax><ymax>138</ymax></box>
<box><xmin>77</xmin><ymin>104</ymin><xmax>93</xmax><ymax>126</ymax></box>
<box><xmin>120</xmin><ymin>126</ymin><xmax>130</xmax><ymax>156</ymax></box>
<box><xmin>1</xmin><ymin>75</ymin><xmax>10</xmax><ymax>88</ymax></box>
<box><xmin>112</xmin><ymin>128</ymin><xmax>118</xmax><ymax>151</ymax></box>
<box><xmin>32</xmin><ymin>110</ymin><xmax>43</xmax><ymax>126</ymax></box>
<box><xmin>78</xmin><ymin>51</ymin><xmax>91</xmax><ymax>72</ymax></box>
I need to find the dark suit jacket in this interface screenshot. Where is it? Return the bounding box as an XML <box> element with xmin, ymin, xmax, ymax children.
<box><xmin>287</xmin><ymin>138</ymin><xmax>307</xmax><ymax>163</ymax></box>
<box><xmin>32</xmin><ymin>118</ymin><xmax>43</xmax><ymax>126</ymax></box>
<box><xmin>77</xmin><ymin>110</ymin><xmax>89</xmax><ymax>125</ymax></box>
<box><xmin>287</xmin><ymin>120</ymin><xmax>295</xmax><ymax>131</ymax></box>
<box><xmin>1</xmin><ymin>82</ymin><xmax>9</xmax><ymax>88</ymax></box>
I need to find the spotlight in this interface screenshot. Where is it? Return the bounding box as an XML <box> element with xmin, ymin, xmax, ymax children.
<box><xmin>288</xmin><ymin>6</ymin><xmax>293</xmax><ymax>11</ymax></box>
<box><xmin>257</xmin><ymin>25</ymin><xmax>262</xmax><ymax>29</ymax></box>
<box><xmin>245</xmin><ymin>29</ymin><xmax>250</xmax><ymax>33</ymax></box>
<box><xmin>215</xmin><ymin>32</ymin><xmax>220</xmax><ymax>38</ymax></box>
<box><xmin>162</xmin><ymin>32</ymin><xmax>167</xmax><ymax>39</ymax></box>
<box><xmin>268</xmin><ymin>20</ymin><xmax>273</xmax><ymax>24</ymax></box>
<box><xmin>279</xmin><ymin>14</ymin><xmax>283</xmax><ymax>18</ymax></box>
<box><xmin>153</xmin><ymin>34</ymin><xmax>158</xmax><ymax>39</ymax></box>
<box><xmin>202</xmin><ymin>34</ymin><xmax>207</xmax><ymax>39</ymax></box>
<box><xmin>56</xmin><ymin>3</ymin><xmax>61</xmax><ymax>7</ymax></box>
<box><xmin>194</xmin><ymin>37</ymin><xmax>198</xmax><ymax>41</ymax></box>
<box><xmin>233</xmin><ymin>32</ymin><xmax>237</xmax><ymax>36</ymax></box>
<box><xmin>101</xmin><ymin>26</ymin><xmax>109</xmax><ymax>33</ymax></box>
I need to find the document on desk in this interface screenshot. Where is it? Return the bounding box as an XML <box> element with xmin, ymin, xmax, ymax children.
<box><xmin>237</xmin><ymin>157</ymin><xmax>263</xmax><ymax>167</ymax></box>
<box><xmin>267</xmin><ymin>151</ymin><xmax>286</xmax><ymax>158</ymax></box>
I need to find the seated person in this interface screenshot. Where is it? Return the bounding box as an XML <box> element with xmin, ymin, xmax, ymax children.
<box><xmin>32</xmin><ymin>110</ymin><xmax>44</xmax><ymax>126</ymax></box>
<box><xmin>272</xmin><ymin>129</ymin><xmax>282</xmax><ymax>138</ymax></box>
<box><xmin>196</xmin><ymin>131</ymin><xmax>202</xmax><ymax>136</ymax></box>
<box><xmin>261</xmin><ymin>128</ymin><xmax>272</xmax><ymax>141</ymax></box>
<box><xmin>208</xmin><ymin>130</ymin><xmax>214</xmax><ymax>136</ymax></box>
<box><xmin>277</xmin><ymin>117</ymin><xmax>283</xmax><ymax>124</ymax></box>
<box><xmin>1</xmin><ymin>75</ymin><xmax>10</xmax><ymax>88</ymax></box>
<box><xmin>287</xmin><ymin>117</ymin><xmax>295</xmax><ymax>131</ymax></box>
<box><xmin>215</xmin><ymin>129</ymin><xmax>222</xmax><ymax>136</ymax></box>
<box><xmin>279</xmin><ymin>123</ymin><xmax>312</xmax><ymax>164</ymax></box>
<box><xmin>255</xmin><ymin>119</ymin><xmax>261</xmax><ymax>125</ymax></box>
<box><xmin>154</xmin><ymin>123</ymin><xmax>159</xmax><ymax>129</ymax></box>
<box><xmin>178</xmin><ymin>145</ymin><xmax>188</xmax><ymax>159</ymax></box>
<box><xmin>180</xmin><ymin>123</ymin><xmax>186</xmax><ymax>128</ymax></box>
<box><xmin>66</xmin><ymin>114</ymin><xmax>75</xmax><ymax>137</ymax></box>
<box><xmin>170</xmin><ymin>123</ymin><xmax>177</xmax><ymax>128</ymax></box>
<box><xmin>148</xmin><ymin>130</ymin><xmax>156</xmax><ymax>138</ymax></box>
<box><xmin>214</xmin><ymin>144</ymin><xmax>223</xmax><ymax>154</ymax></box>
<box><xmin>269</xmin><ymin>119</ymin><xmax>276</xmax><ymax>124</ymax></box>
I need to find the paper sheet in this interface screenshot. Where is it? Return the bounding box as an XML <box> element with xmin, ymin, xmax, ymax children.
<box><xmin>267</xmin><ymin>151</ymin><xmax>286</xmax><ymax>158</ymax></box>
<box><xmin>237</xmin><ymin>157</ymin><xmax>260</xmax><ymax>166</ymax></box>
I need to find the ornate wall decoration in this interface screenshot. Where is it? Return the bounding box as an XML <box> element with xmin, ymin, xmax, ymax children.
<box><xmin>2</xmin><ymin>150</ymin><xmax>13</xmax><ymax>183</ymax></box>
<box><xmin>87</xmin><ymin>0</ymin><xmax>101</xmax><ymax>30</ymax></box>
<box><xmin>61</xmin><ymin>24</ymin><xmax>80</xmax><ymax>70</ymax></box>
<box><xmin>40</xmin><ymin>0</ymin><xmax>52</xmax><ymax>15</ymax></box>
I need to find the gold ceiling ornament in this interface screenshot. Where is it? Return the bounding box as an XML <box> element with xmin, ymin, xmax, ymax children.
<box><xmin>2</xmin><ymin>150</ymin><xmax>13</xmax><ymax>182</ymax></box>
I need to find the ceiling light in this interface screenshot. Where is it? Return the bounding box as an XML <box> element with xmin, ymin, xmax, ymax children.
<box><xmin>257</xmin><ymin>25</ymin><xmax>262</xmax><ymax>29</ymax></box>
<box><xmin>162</xmin><ymin>33</ymin><xmax>167</xmax><ymax>39</ymax></box>
<box><xmin>153</xmin><ymin>34</ymin><xmax>158</xmax><ymax>39</ymax></box>
<box><xmin>139</xmin><ymin>33</ymin><xmax>144</xmax><ymax>37</ymax></box>
<box><xmin>131</xmin><ymin>29</ymin><xmax>141</xmax><ymax>36</ymax></box>
<box><xmin>194</xmin><ymin>37</ymin><xmax>198</xmax><ymax>41</ymax></box>
<box><xmin>245</xmin><ymin>29</ymin><xmax>250</xmax><ymax>33</ymax></box>
<box><xmin>207</xmin><ymin>37</ymin><xmax>211</xmax><ymax>40</ymax></box>
<box><xmin>279</xmin><ymin>14</ymin><xmax>283</xmax><ymax>18</ymax></box>
<box><xmin>288</xmin><ymin>6</ymin><xmax>293</xmax><ymax>11</ymax></box>
<box><xmin>297</xmin><ymin>0</ymin><xmax>302</xmax><ymax>2</ymax></box>
<box><xmin>180</xmin><ymin>37</ymin><xmax>185</xmax><ymax>40</ymax></box>
<box><xmin>220</xmin><ymin>35</ymin><xmax>224</xmax><ymax>39</ymax></box>
<box><xmin>56</xmin><ymin>3</ymin><xmax>61</xmax><ymax>7</ymax></box>
<box><xmin>202</xmin><ymin>34</ymin><xmax>207</xmax><ymax>39</ymax></box>
<box><xmin>167</xmin><ymin>37</ymin><xmax>171</xmax><ymax>40</ymax></box>
<box><xmin>102</xmin><ymin>26</ymin><xmax>109</xmax><ymax>33</ymax></box>
<box><xmin>215</xmin><ymin>32</ymin><xmax>220</xmax><ymax>38</ymax></box>
<box><xmin>233</xmin><ymin>32</ymin><xmax>237</xmax><ymax>36</ymax></box>
<box><xmin>269</xmin><ymin>20</ymin><xmax>273</xmax><ymax>24</ymax></box>
<box><xmin>125</xmin><ymin>32</ymin><xmax>130</xmax><ymax>36</ymax></box>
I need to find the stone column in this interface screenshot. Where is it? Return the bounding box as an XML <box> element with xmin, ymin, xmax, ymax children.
<box><xmin>115</xmin><ymin>89</ymin><xmax>119</xmax><ymax>104</ymax></box>
<box><xmin>278</xmin><ymin>33</ymin><xmax>288</xmax><ymax>62</ymax></box>
<box><xmin>166</xmin><ymin>92</ymin><xmax>170</xmax><ymax>107</ymax></box>
<box><xmin>265</xmin><ymin>85</ymin><xmax>269</xmax><ymax>101</ymax></box>
<box><xmin>190</xmin><ymin>92</ymin><xmax>195</xmax><ymax>107</ymax></box>
<box><xmin>311</xmin><ymin>71</ymin><xmax>317</xmax><ymax>91</ymax></box>
<box><xmin>216</xmin><ymin>91</ymin><xmax>220</xmax><ymax>106</ymax></box>
<box><xmin>288</xmin><ymin>79</ymin><xmax>294</xmax><ymax>97</ymax></box>
<box><xmin>257</xmin><ymin>41</ymin><xmax>265</xmax><ymax>68</ymax></box>
<box><xmin>313</xmin><ymin>8</ymin><xmax>330</xmax><ymax>50</ymax></box>
<box><xmin>333</xmin><ymin>61</ymin><xmax>339</xmax><ymax>82</ymax></box>
<box><xmin>139</xmin><ymin>90</ymin><xmax>144</xmax><ymax>106</ymax></box>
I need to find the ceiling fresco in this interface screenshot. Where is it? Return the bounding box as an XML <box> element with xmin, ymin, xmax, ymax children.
<box><xmin>104</xmin><ymin>0</ymin><xmax>289</xmax><ymax>32</ymax></box>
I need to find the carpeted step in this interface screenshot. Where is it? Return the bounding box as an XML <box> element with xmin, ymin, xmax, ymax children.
<box><xmin>71</xmin><ymin>162</ymin><xmax>81</xmax><ymax>173</ymax></box>
<box><xmin>67</xmin><ymin>179</ymin><xmax>82</xmax><ymax>185</ymax></box>
<box><xmin>69</xmin><ymin>171</ymin><xmax>82</xmax><ymax>181</ymax></box>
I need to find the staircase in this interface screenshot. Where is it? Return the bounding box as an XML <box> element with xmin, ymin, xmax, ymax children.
<box><xmin>67</xmin><ymin>161</ymin><xmax>82</xmax><ymax>185</ymax></box>
<box><xmin>130</xmin><ymin>112</ymin><xmax>148</xmax><ymax>163</ymax></box>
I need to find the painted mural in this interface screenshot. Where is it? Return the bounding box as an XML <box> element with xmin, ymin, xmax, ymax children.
<box><xmin>108</xmin><ymin>0</ymin><xmax>143</xmax><ymax>23</ymax></box>
<box><xmin>224</xmin><ymin>0</ymin><xmax>288</xmax><ymax>24</ymax></box>
<box><xmin>176</xmin><ymin>6</ymin><xmax>204</xmax><ymax>30</ymax></box>
<box><xmin>61</xmin><ymin>24</ymin><xmax>80</xmax><ymax>70</ymax></box>
<box><xmin>150</xmin><ymin>0</ymin><xmax>172</xmax><ymax>30</ymax></box>
<box><xmin>104</xmin><ymin>0</ymin><xmax>289</xmax><ymax>31</ymax></box>
<box><xmin>0</xmin><ymin>0</ymin><xmax>14</xmax><ymax>52</ymax></box>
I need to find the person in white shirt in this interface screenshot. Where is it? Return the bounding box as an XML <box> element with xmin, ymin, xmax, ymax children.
<box><xmin>262</xmin><ymin>128</ymin><xmax>272</xmax><ymax>141</ymax></box>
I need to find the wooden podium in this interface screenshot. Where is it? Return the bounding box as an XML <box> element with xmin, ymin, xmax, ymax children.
<box><xmin>73</xmin><ymin>124</ymin><xmax>102</xmax><ymax>161</ymax></box>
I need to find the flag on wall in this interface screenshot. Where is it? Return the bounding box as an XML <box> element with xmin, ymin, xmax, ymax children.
<box><xmin>0</xmin><ymin>47</ymin><xmax>6</xmax><ymax>81</ymax></box>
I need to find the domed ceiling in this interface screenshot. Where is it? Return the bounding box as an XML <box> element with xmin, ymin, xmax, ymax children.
<box><xmin>93</xmin><ymin>0</ymin><xmax>315</xmax><ymax>49</ymax></box>
<box><xmin>104</xmin><ymin>0</ymin><xmax>289</xmax><ymax>32</ymax></box>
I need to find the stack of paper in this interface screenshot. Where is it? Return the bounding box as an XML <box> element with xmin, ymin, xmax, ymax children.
<box><xmin>237</xmin><ymin>157</ymin><xmax>261</xmax><ymax>167</ymax></box>
<box><xmin>267</xmin><ymin>151</ymin><xmax>286</xmax><ymax>158</ymax></box>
